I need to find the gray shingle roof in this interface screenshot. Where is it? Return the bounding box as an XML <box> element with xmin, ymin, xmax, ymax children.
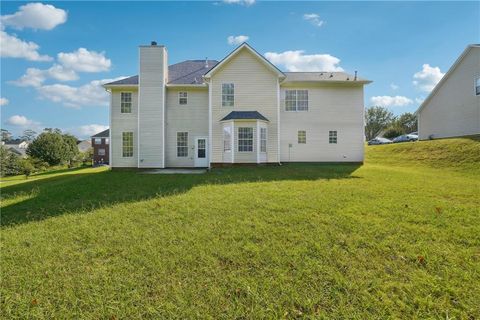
<box><xmin>220</xmin><ymin>111</ymin><xmax>269</xmax><ymax>122</ymax></box>
<box><xmin>105</xmin><ymin>60</ymin><xmax>219</xmax><ymax>86</ymax></box>
<box><xmin>283</xmin><ymin>72</ymin><xmax>371</xmax><ymax>83</ymax></box>
<box><xmin>92</xmin><ymin>129</ymin><xmax>109</xmax><ymax>138</ymax></box>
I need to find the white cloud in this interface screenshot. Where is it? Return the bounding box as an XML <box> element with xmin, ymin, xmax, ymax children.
<box><xmin>223</xmin><ymin>0</ymin><xmax>255</xmax><ymax>6</ymax></box>
<box><xmin>370</xmin><ymin>95</ymin><xmax>413</xmax><ymax>107</ymax></box>
<box><xmin>57</xmin><ymin>48</ymin><xmax>111</xmax><ymax>73</ymax></box>
<box><xmin>76</xmin><ymin>124</ymin><xmax>108</xmax><ymax>137</ymax></box>
<box><xmin>0</xmin><ymin>97</ymin><xmax>9</xmax><ymax>106</ymax></box>
<box><xmin>1</xmin><ymin>3</ymin><xmax>67</xmax><ymax>30</ymax></box>
<box><xmin>264</xmin><ymin>50</ymin><xmax>344</xmax><ymax>72</ymax></box>
<box><xmin>415</xmin><ymin>97</ymin><xmax>425</xmax><ymax>104</ymax></box>
<box><xmin>5</xmin><ymin>115</ymin><xmax>35</xmax><ymax>126</ymax></box>
<box><xmin>37</xmin><ymin>77</ymin><xmax>125</xmax><ymax>108</ymax></box>
<box><xmin>0</xmin><ymin>30</ymin><xmax>52</xmax><ymax>61</ymax></box>
<box><xmin>227</xmin><ymin>35</ymin><xmax>249</xmax><ymax>46</ymax></box>
<box><xmin>413</xmin><ymin>64</ymin><xmax>445</xmax><ymax>92</ymax></box>
<box><xmin>11</xmin><ymin>67</ymin><xmax>46</xmax><ymax>87</ymax></box>
<box><xmin>390</xmin><ymin>83</ymin><xmax>399</xmax><ymax>90</ymax></box>
<box><xmin>12</xmin><ymin>65</ymin><xmax>78</xmax><ymax>87</ymax></box>
<box><xmin>303</xmin><ymin>13</ymin><xmax>324</xmax><ymax>27</ymax></box>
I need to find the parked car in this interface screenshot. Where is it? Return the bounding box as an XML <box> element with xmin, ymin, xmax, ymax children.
<box><xmin>368</xmin><ymin>137</ymin><xmax>393</xmax><ymax>145</ymax></box>
<box><xmin>393</xmin><ymin>134</ymin><xmax>418</xmax><ymax>143</ymax></box>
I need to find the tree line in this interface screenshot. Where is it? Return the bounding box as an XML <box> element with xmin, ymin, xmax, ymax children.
<box><xmin>364</xmin><ymin>106</ymin><xmax>417</xmax><ymax>141</ymax></box>
<box><xmin>1</xmin><ymin>128</ymin><xmax>92</xmax><ymax>178</ymax></box>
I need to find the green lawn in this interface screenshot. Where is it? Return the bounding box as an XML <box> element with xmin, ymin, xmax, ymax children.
<box><xmin>1</xmin><ymin>137</ymin><xmax>479</xmax><ymax>319</ymax></box>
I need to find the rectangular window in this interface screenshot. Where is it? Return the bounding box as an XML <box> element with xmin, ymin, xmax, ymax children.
<box><xmin>329</xmin><ymin>131</ymin><xmax>338</xmax><ymax>144</ymax></box>
<box><xmin>238</xmin><ymin>127</ymin><xmax>253</xmax><ymax>152</ymax></box>
<box><xmin>122</xmin><ymin>132</ymin><xmax>133</xmax><ymax>157</ymax></box>
<box><xmin>94</xmin><ymin>138</ymin><xmax>102</xmax><ymax>145</ymax></box>
<box><xmin>475</xmin><ymin>77</ymin><xmax>480</xmax><ymax>96</ymax></box>
<box><xmin>177</xmin><ymin>132</ymin><xmax>188</xmax><ymax>157</ymax></box>
<box><xmin>222</xmin><ymin>83</ymin><xmax>234</xmax><ymax>107</ymax></box>
<box><xmin>298</xmin><ymin>130</ymin><xmax>306</xmax><ymax>144</ymax></box>
<box><xmin>223</xmin><ymin>126</ymin><xmax>231</xmax><ymax>152</ymax></box>
<box><xmin>98</xmin><ymin>148</ymin><xmax>106</xmax><ymax>156</ymax></box>
<box><xmin>105</xmin><ymin>138</ymin><xmax>109</xmax><ymax>145</ymax></box>
<box><xmin>179</xmin><ymin>92</ymin><xmax>188</xmax><ymax>105</ymax></box>
<box><xmin>121</xmin><ymin>92</ymin><xmax>132</xmax><ymax>113</ymax></box>
<box><xmin>260</xmin><ymin>128</ymin><xmax>267</xmax><ymax>152</ymax></box>
<box><xmin>285</xmin><ymin>90</ymin><xmax>308</xmax><ymax>111</ymax></box>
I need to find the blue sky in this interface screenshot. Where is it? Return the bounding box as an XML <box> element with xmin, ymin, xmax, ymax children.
<box><xmin>1</xmin><ymin>1</ymin><xmax>479</xmax><ymax>138</ymax></box>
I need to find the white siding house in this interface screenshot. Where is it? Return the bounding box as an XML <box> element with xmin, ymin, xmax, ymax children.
<box><xmin>417</xmin><ymin>44</ymin><xmax>480</xmax><ymax>140</ymax></box>
<box><xmin>104</xmin><ymin>42</ymin><xmax>371</xmax><ymax>168</ymax></box>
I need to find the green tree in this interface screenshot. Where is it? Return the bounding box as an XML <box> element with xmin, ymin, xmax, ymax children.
<box><xmin>21</xmin><ymin>129</ymin><xmax>37</xmax><ymax>142</ymax></box>
<box><xmin>393</xmin><ymin>112</ymin><xmax>418</xmax><ymax>134</ymax></box>
<box><xmin>1</xmin><ymin>129</ymin><xmax>12</xmax><ymax>142</ymax></box>
<box><xmin>0</xmin><ymin>146</ymin><xmax>21</xmax><ymax>177</ymax></box>
<box><xmin>365</xmin><ymin>106</ymin><xmax>395</xmax><ymax>140</ymax></box>
<box><xmin>26</xmin><ymin>130</ymin><xmax>79</xmax><ymax>166</ymax></box>
<box><xmin>383</xmin><ymin>126</ymin><xmax>405</xmax><ymax>139</ymax></box>
<box><xmin>18</xmin><ymin>159</ymin><xmax>35</xmax><ymax>179</ymax></box>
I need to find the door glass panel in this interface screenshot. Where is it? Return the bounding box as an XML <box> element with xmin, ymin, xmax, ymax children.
<box><xmin>197</xmin><ymin>139</ymin><xmax>206</xmax><ymax>158</ymax></box>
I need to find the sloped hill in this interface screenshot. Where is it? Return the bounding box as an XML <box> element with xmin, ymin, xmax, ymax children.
<box><xmin>366</xmin><ymin>135</ymin><xmax>480</xmax><ymax>173</ymax></box>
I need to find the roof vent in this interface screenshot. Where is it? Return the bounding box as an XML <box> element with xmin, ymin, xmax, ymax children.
<box><xmin>205</xmin><ymin>57</ymin><xmax>209</xmax><ymax>68</ymax></box>
<box><xmin>151</xmin><ymin>41</ymin><xmax>157</xmax><ymax>46</ymax></box>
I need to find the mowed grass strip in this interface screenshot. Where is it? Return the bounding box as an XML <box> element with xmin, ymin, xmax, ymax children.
<box><xmin>1</xmin><ymin>137</ymin><xmax>479</xmax><ymax>319</ymax></box>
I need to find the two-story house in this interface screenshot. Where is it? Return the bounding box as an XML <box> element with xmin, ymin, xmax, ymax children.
<box><xmin>91</xmin><ymin>129</ymin><xmax>109</xmax><ymax>165</ymax></box>
<box><xmin>103</xmin><ymin>42</ymin><xmax>371</xmax><ymax>168</ymax></box>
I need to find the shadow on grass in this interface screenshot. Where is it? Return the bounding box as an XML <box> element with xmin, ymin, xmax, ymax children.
<box><xmin>0</xmin><ymin>163</ymin><xmax>361</xmax><ymax>227</ymax></box>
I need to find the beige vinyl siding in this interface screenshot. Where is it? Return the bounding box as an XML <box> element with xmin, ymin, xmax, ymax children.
<box><xmin>138</xmin><ymin>46</ymin><xmax>167</xmax><ymax>168</ymax></box>
<box><xmin>418</xmin><ymin>47</ymin><xmax>480</xmax><ymax>140</ymax></box>
<box><xmin>280</xmin><ymin>84</ymin><xmax>365</xmax><ymax>162</ymax></box>
<box><xmin>210</xmin><ymin>48</ymin><xmax>279</xmax><ymax>163</ymax></box>
<box><xmin>165</xmin><ymin>87</ymin><xmax>209</xmax><ymax>167</ymax></box>
<box><xmin>110</xmin><ymin>89</ymin><xmax>138</xmax><ymax>167</ymax></box>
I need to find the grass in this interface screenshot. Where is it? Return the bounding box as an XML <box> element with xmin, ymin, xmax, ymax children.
<box><xmin>1</xmin><ymin>137</ymin><xmax>479</xmax><ymax>319</ymax></box>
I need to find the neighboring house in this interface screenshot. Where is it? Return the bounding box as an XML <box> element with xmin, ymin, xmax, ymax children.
<box><xmin>91</xmin><ymin>129</ymin><xmax>109</xmax><ymax>165</ymax></box>
<box><xmin>77</xmin><ymin>140</ymin><xmax>92</xmax><ymax>153</ymax></box>
<box><xmin>417</xmin><ymin>44</ymin><xmax>480</xmax><ymax>140</ymax></box>
<box><xmin>1</xmin><ymin>139</ymin><xmax>29</xmax><ymax>158</ymax></box>
<box><xmin>103</xmin><ymin>42</ymin><xmax>371</xmax><ymax>168</ymax></box>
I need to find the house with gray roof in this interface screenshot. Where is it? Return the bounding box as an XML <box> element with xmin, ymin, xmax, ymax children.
<box><xmin>103</xmin><ymin>42</ymin><xmax>371</xmax><ymax>168</ymax></box>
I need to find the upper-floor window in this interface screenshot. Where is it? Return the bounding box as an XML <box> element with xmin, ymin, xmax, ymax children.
<box><xmin>177</xmin><ymin>132</ymin><xmax>188</xmax><ymax>157</ymax></box>
<box><xmin>238</xmin><ymin>127</ymin><xmax>253</xmax><ymax>152</ymax></box>
<box><xmin>121</xmin><ymin>92</ymin><xmax>132</xmax><ymax>113</ymax></box>
<box><xmin>223</xmin><ymin>126</ymin><xmax>231</xmax><ymax>152</ymax></box>
<box><xmin>222</xmin><ymin>83</ymin><xmax>234</xmax><ymax>107</ymax></box>
<box><xmin>260</xmin><ymin>128</ymin><xmax>267</xmax><ymax>152</ymax></box>
<box><xmin>105</xmin><ymin>138</ymin><xmax>109</xmax><ymax>145</ymax></box>
<box><xmin>285</xmin><ymin>90</ymin><xmax>308</xmax><ymax>111</ymax></box>
<box><xmin>298</xmin><ymin>130</ymin><xmax>306</xmax><ymax>144</ymax></box>
<box><xmin>122</xmin><ymin>132</ymin><xmax>133</xmax><ymax>157</ymax></box>
<box><xmin>179</xmin><ymin>92</ymin><xmax>188</xmax><ymax>105</ymax></box>
<box><xmin>475</xmin><ymin>77</ymin><xmax>480</xmax><ymax>96</ymax></box>
<box><xmin>329</xmin><ymin>131</ymin><xmax>338</xmax><ymax>144</ymax></box>
<box><xmin>94</xmin><ymin>138</ymin><xmax>102</xmax><ymax>145</ymax></box>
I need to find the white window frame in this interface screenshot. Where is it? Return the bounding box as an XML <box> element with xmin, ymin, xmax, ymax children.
<box><xmin>98</xmin><ymin>148</ymin><xmax>106</xmax><ymax>156</ymax></box>
<box><xmin>238</xmin><ymin>127</ymin><xmax>253</xmax><ymax>152</ymax></box>
<box><xmin>121</xmin><ymin>92</ymin><xmax>132</xmax><ymax>114</ymax></box>
<box><xmin>260</xmin><ymin>127</ymin><xmax>267</xmax><ymax>152</ymax></box>
<box><xmin>94</xmin><ymin>138</ymin><xmax>102</xmax><ymax>145</ymax></box>
<box><xmin>329</xmin><ymin>130</ymin><xmax>338</xmax><ymax>144</ymax></box>
<box><xmin>298</xmin><ymin>130</ymin><xmax>306</xmax><ymax>144</ymax></box>
<box><xmin>176</xmin><ymin>132</ymin><xmax>188</xmax><ymax>157</ymax></box>
<box><xmin>105</xmin><ymin>138</ymin><xmax>109</xmax><ymax>145</ymax></box>
<box><xmin>179</xmin><ymin>91</ymin><xmax>188</xmax><ymax>105</ymax></box>
<box><xmin>223</xmin><ymin>126</ymin><xmax>232</xmax><ymax>152</ymax></box>
<box><xmin>285</xmin><ymin>89</ymin><xmax>308</xmax><ymax>111</ymax></box>
<box><xmin>222</xmin><ymin>83</ymin><xmax>234</xmax><ymax>107</ymax></box>
<box><xmin>122</xmin><ymin>132</ymin><xmax>133</xmax><ymax>157</ymax></box>
<box><xmin>475</xmin><ymin>76</ymin><xmax>480</xmax><ymax>96</ymax></box>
